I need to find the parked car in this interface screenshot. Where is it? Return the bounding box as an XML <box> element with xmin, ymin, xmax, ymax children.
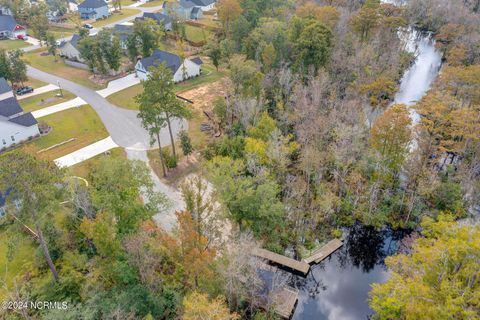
<box><xmin>16</xmin><ymin>34</ymin><xmax>28</xmax><ymax>40</ymax></box>
<box><xmin>83</xmin><ymin>24</ymin><xmax>93</xmax><ymax>29</ymax></box>
<box><xmin>16</xmin><ymin>86</ymin><xmax>33</xmax><ymax>95</ymax></box>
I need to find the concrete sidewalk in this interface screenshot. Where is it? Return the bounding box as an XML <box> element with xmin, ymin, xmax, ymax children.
<box><xmin>54</xmin><ymin>136</ymin><xmax>118</xmax><ymax>167</ymax></box>
<box><xmin>32</xmin><ymin>97</ymin><xmax>87</xmax><ymax>118</ymax></box>
<box><xmin>17</xmin><ymin>84</ymin><xmax>59</xmax><ymax>100</ymax></box>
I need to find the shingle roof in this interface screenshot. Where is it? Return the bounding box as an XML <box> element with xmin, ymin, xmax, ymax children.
<box><xmin>78</xmin><ymin>0</ymin><xmax>107</xmax><ymax>9</ymax></box>
<box><xmin>137</xmin><ymin>12</ymin><xmax>172</xmax><ymax>25</ymax></box>
<box><xmin>60</xmin><ymin>34</ymin><xmax>82</xmax><ymax>50</ymax></box>
<box><xmin>0</xmin><ymin>77</ymin><xmax>11</xmax><ymax>95</ymax></box>
<box><xmin>181</xmin><ymin>0</ymin><xmax>214</xmax><ymax>7</ymax></box>
<box><xmin>114</xmin><ymin>24</ymin><xmax>134</xmax><ymax>34</ymax></box>
<box><xmin>0</xmin><ymin>14</ymin><xmax>18</xmax><ymax>32</ymax></box>
<box><xmin>191</xmin><ymin>57</ymin><xmax>203</xmax><ymax>65</ymax></box>
<box><xmin>0</xmin><ymin>97</ymin><xmax>22</xmax><ymax>117</ymax></box>
<box><xmin>8</xmin><ymin>112</ymin><xmax>37</xmax><ymax>127</ymax></box>
<box><xmin>140</xmin><ymin>49</ymin><xmax>182</xmax><ymax>74</ymax></box>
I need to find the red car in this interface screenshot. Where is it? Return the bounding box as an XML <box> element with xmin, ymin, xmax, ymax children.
<box><xmin>16</xmin><ymin>34</ymin><xmax>28</xmax><ymax>40</ymax></box>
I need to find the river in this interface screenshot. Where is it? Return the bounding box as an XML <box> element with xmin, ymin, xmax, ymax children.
<box><xmin>288</xmin><ymin>18</ymin><xmax>442</xmax><ymax>320</ymax></box>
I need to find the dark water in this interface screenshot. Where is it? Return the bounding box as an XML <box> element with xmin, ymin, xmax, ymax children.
<box><xmin>290</xmin><ymin>225</ymin><xmax>410</xmax><ymax>320</ymax></box>
<box><xmin>256</xmin><ymin>225</ymin><xmax>410</xmax><ymax>320</ymax></box>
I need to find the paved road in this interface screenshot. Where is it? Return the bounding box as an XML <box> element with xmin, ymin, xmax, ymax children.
<box><xmin>27</xmin><ymin>66</ymin><xmax>186</xmax><ymax>151</ymax></box>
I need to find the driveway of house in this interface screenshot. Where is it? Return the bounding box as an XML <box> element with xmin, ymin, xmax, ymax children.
<box><xmin>32</xmin><ymin>97</ymin><xmax>86</xmax><ymax>118</ymax></box>
<box><xmin>17</xmin><ymin>84</ymin><xmax>59</xmax><ymax>100</ymax></box>
<box><xmin>96</xmin><ymin>73</ymin><xmax>140</xmax><ymax>98</ymax></box>
<box><xmin>54</xmin><ymin>136</ymin><xmax>118</xmax><ymax>167</ymax></box>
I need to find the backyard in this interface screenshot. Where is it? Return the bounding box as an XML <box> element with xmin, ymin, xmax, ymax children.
<box><xmin>31</xmin><ymin>105</ymin><xmax>108</xmax><ymax>160</ymax></box>
<box><xmin>24</xmin><ymin>49</ymin><xmax>104</xmax><ymax>90</ymax></box>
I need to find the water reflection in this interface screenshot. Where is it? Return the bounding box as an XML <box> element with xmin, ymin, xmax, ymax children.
<box><xmin>289</xmin><ymin>225</ymin><xmax>409</xmax><ymax>320</ymax></box>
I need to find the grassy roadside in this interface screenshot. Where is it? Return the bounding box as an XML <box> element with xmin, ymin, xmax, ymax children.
<box><xmin>23</xmin><ymin>49</ymin><xmax>104</xmax><ymax>90</ymax></box>
<box><xmin>20</xmin><ymin>90</ymin><xmax>76</xmax><ymax>112</ymax></box>
<box><xmin>31</xmin><ymin>105</ymin><xmax>109</xmax><ymax>160</ymax></box>
<box><xmin>0</xmin><ymin>39</ymin><xmax>30</xmax><ymax>50</ymax></box>
<box><xmin>69</xmin><ymin>147</ymin><xmax>126</xmax><ymax>178</ymax></box>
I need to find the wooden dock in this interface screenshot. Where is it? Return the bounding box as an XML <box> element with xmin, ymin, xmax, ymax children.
<box><xmin>303</xmin><ymin>239</ymin><xmax>343</xmax><ymax>264</ymax></box>
<box><xmin>272</xmin><ymin>286</ymin><xmax>299</xmax><ymax>319</ymax></box>
<box><xmin>252</xmin><ymin>248</ymin><xmax>310</xmax><ymax>275</ymax></box>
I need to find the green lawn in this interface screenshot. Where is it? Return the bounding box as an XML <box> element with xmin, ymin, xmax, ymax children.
<box><xmin>69</xmin><ymin>147</ymin><xmax>126</xmax><ymax>178</ymax></box>
<box><xmin>25</xmin><ymin>78</ymin><xmax>48</xmax><ymax>89</ymax></box>
<box><xmin>32</xmin><ymin>105</ymin><xmax>109</xmax><ymax>160</ymax></box>
<box><xmin>48</xmin><ymin>26</ymin><xmax>76</xmax><ymax>39</ymax></box>
<box><xmin>140</xmin><ymin>0</ymin><xmax>164</xmax><ymax>7</ymax></box>
<box><xmin>92</xmin><ymin>9</ymin><xmax>141</xmax><ymax>28</ymax></box>
<box><xmin>183</xmin><ymin>25</ymin><xmax>211</xmax><ymax>43</ymax></box>
<box><xmin>0</xmin><ymin>39</ymin><xmax>30</xmax><ymax>50</ymax></box>
<box><xmin>24</xmin><ymin>49</ymin><xmax>104</xmax><ymax>90</ymax></box>
<box><xmin>197</xmin><ymin>15</ymin><xmax>221</xmax><ymax>28</ymax></box>
<box><xmin>20</xmin><ymin>90</ymin><xmax>76</xmax><ymax>112</ymax></box>
<box><xmin>107</xmin><ymin>63</ymin><xmax>224</xmax><ymax>110</ymax></box>
<box><xmin>0</xmin><ymin>228</ymin><xmax>35</xmax><ymax>300</ymax></box>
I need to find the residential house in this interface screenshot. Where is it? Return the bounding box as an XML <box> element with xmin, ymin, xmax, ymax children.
<box><xmin>135</xmin><ymin>12</ymin><xmax>172</xmax><ymax>31</ymax></box>
<box><xmin>0</xmin><ymin>14</ymin><xmax>26</xmax><ymax>39</ymax></box>
<box><xmin>59</xmin><ymin>34</ymin><xmax>84</xmax><ymax>61</ymax></box>
<box><xmin>78</xmin><ymin>0</ymin><xmax>109</xmax><ymax>20</ymax></box>
<box><xmin>113</xmin><ymin>23</ymin><xmax>134</xmax><ymax>50</ymax></box>
<box><xmin>0</xmin><ymin>78</ymin><xmax>40</xmax><ymax>150</ymax></box>
<box><xmin>135</xmin><ymin>49</ymin><xmax>202</xmax><ymax>82</ymax></box>
<box><xmin>69</xmin><ymin>0</ymin><xmax>79</xmax><ymax>12</ymax></box>
<box><xmin>0</xmin><ymin>6</ymin><xmax>12</xmax><ymax>16</ymax></box>
<box><xmin>172</xmin><ymin>0</ymin><xmax>216</xmax><ymax>20</ymax></box>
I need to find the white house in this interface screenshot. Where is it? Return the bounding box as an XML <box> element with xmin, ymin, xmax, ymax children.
<box><xmin>58</xmin><ymin>34</ymin><xmax>84</xmax><ymax>61</ymax></box>
<box><xmin>172</xmin><ymin>0</ymin><xmax>215</xmax><ymax>20</ymax></box>
<box><xmin>0</xmin><ymin>78</ymin><xmax>40</xmax><ymax>150</ymax></box>
<box><xmin>135</xmin><ymin>49</ymin><xmax>202</xmax><ymax>83</ymax></box>
<box><xmin>0</xmin><ymin>14</ymin><xmax>26</xmax><ymax>39</ymax></box>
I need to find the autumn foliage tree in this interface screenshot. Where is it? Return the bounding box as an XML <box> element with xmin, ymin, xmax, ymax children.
<box><xmin>370</xmin><ymin>215</ymin><xmax>480</xmax><ymax>319</ymax></box>
<box><xmin>183</xmin><ymin>291</ymin><xmax>239</xmax><ymax>320</ymax></box>
<box><xmin>370</xmin><ymin>104</ymin><xmax>412</xmax><ymax>179</ymax></box>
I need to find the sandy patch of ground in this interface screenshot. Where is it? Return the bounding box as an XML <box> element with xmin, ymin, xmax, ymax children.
<box><xmin>178</xmin><ymin>79</ymin><xmax>228</xmax><ymax>112</ymax></box>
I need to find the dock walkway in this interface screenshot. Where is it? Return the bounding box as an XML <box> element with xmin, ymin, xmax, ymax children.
<box><xmin>303</xmin><ymin>239</ymin><xmax>343</xmax><ymax>264</ymax></box>
<box><xmin>272</xmin><ymin>286</ymin><xmax>299</xmax><ymax>319</ymax></box>
<box><xmin>252</xmin><ymin>248</ymin><xmax>310</xmax><ymax>275</ymax></box>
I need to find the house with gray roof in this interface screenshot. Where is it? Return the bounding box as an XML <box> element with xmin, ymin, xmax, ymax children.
<box><xmin>172</xmin><ymin>0</ymin><xmax>215</xmax><ymax>20</ymax></box>
<box><xmin>135</xmin><ymin>12</ymin><xmax>172</xmax><ymax>31</ymax></box>
<box><xmin>0</xmin><ymin>78</ymin><xmax>40</xmax><ymax>150</ymax></box>
<box><xmin>0</xmin><ymin>14</ymin><xmax>26</xmax><ymax>39</ymax></box>
<box><xmin>59</xmin><ymin>34</ymin><xmax>84</xmax><ymax>61</ymax></box>
<box><xmin>78</xmin><ymin>0</ymin><xmax>109</xmax><ymax>20</ymax></box>
<box><xmin>113</xmin><ymin>23</ymin><xmax>134</xmax><ymax>50</ymax></box>
<box><xmin>135</xmin><ymin>49</ymin><xmax>202</xmax><ymax>83</ymax></box>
